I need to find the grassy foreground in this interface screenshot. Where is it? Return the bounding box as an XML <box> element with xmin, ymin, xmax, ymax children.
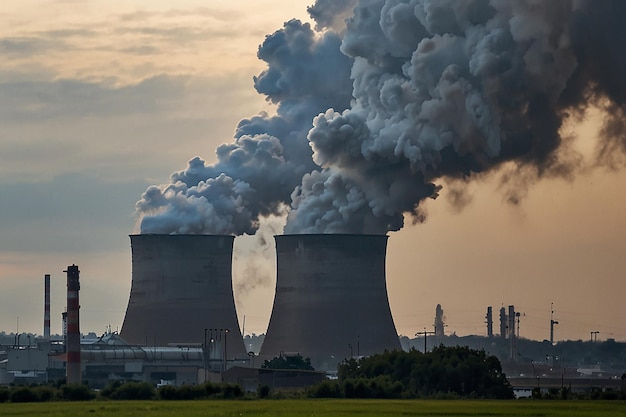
<box><xmin>1</xmin><ymin>399</ymin><xmax>626</xmax><ymax>417</ymax></box>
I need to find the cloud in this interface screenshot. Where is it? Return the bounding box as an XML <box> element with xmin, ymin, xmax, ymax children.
<box><xmin>0</xmin><ymin>70</ymin><xmax>266</xmax><ymax>183</ymax></box>
<box><xmin>0</xmin><ymin>37</ymin><xmax>67</xmax><ymax>57</ymax></box>
<box><xmin>0</xmin><ymin>174</ymin><xmax>145</xmax><ymax>253</ymax></box>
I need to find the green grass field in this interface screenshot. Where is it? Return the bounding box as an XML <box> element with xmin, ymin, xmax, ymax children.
<box><xmin>1</xmin><ymin>399</ymin><xmax>626</xmax><ymax>417</ymax></box>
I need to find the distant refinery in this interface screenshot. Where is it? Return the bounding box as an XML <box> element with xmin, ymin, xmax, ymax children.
<box><xmin>0</xmin><ymin>238</ymin><xmax>621</xmax><ymax>389</ymax></box>
<box><xmin>3</xmin><ymin>233</ymin><xmax>403</xmax><ymax>386</ymax></box>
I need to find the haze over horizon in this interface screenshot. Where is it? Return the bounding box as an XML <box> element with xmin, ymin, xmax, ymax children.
<box><xmin>1</xmin><ymin>0</ymin><xmax>625</xmax><ymax>344</ymax></box>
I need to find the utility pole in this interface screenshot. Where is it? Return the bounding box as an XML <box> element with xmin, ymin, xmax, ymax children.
<box><xmin>415</xmin><ymin>328</ymin><xmax>436</xmax><ymax>354</ymax></box>
<box><xmin>550</xmin><ymin>303</ymin><xmax>559</xmax><ymax>345</ymax></box>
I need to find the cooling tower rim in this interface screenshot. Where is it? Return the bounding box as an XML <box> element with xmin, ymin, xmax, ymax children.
<box><xmin>129</xmin><ymin>233</ymin><xmax>234</xmax><ymax>238</ymax></box>
<box><xmin>275</xmin><ymin>233</ymin><xmax>388</xmax><ymax>237</ymax></box>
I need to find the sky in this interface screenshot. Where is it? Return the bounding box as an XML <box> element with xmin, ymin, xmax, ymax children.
<box><xmin>1</xmin><ymin>0</ymin><xmax>625</xmax><ymax>344</ymax></box>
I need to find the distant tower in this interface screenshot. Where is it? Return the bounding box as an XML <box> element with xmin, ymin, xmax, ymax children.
<box><xmin>508</xmin><ymin>305</ymin><xmax>515</xmax><ymax>359</ymax></box>
<box><xmin>43</xmin><ymin>274</ymin><xmax>51</xmax><ymax>340</ymax></box>
<box><xmin>499</xmin><ymin>307</ymin><xmax>507</xmax><ymax>339</ymax></box>
<box><xmin>485</xmin><ymin>306</ymin><xmax>493</xmax><ymax>338</ymax></box>
<box><xmin>550</xmin><ymin>303</ymin><xmax>559</xmax><ymax>345</ymax></box>
<box><xmin>64</xmin><ymin>265</ymin><xmax>81</xmax><ymax>384</ymax></box>
<box><xmin>434</xmin><ymin>304</ymin><xmax>445</xmax><ymax>342</ymax></box>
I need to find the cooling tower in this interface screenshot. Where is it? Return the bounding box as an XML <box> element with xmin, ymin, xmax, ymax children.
<box><xmin>120</xmin><ymin>234</ymin><xmax>246</xmax><ymax>359</ymax></box>
<box><xmin>260</xmin><ymin>234</ymin><xmax>401</xmax><ymax>370</ymax></box>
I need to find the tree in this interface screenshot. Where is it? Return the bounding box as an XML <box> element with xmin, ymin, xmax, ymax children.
<box><xmin>337</xmin><ymin>346</ymin><xmax>514</xmax><ymax>399</ymax></box>
<box><xmin>261</xmin><ymin>353</ymin><xmax>314</xmax><ymax>370</ymax></box>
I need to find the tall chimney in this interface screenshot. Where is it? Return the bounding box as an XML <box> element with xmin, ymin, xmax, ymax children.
<box><xmin>508</xmin><ymin>305</ymin><xmax>515</xmax><ymax>359</ymax></box>
<box><xmin>43</xmin><ymin>274</ymin><xmax>51</xmax><ymax>340</ymax></box>
<box><xmin>64</xmin><ymin>265</ymin><xmax>81</xmax><ymax>384</ymax></box>
<box><xmin>485</xmin><ymin>306</ymin><xmax>493</xmax><ymax>338</ymax></box>
<box><xmin>260</xmin><ymin>234</ymin><xmax>400</xmax><ymax>370</ymax></box>
<box><xmin>120</xmin><ymin>235</ymin><xmax>246</xmax><ymax>361</ymax></box>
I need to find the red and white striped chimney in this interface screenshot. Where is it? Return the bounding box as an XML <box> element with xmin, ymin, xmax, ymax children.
<box><xmin>44</xmin><ymin>274</ymin><xmax>51</xmax><ymax>340</ymax></box>
<box><xmin>64</xmin><ymin>265</ymin><xmax>81</xmax><ymax>384</ymax></box>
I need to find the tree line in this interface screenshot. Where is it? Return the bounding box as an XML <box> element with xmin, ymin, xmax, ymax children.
<box><xmin>307</xmin><ymin>346</ymin><xmax>515</xmax><ymax>399</ymax></box>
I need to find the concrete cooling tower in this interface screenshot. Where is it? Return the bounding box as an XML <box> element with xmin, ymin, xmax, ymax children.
<box><xmin>120</xmin><ymin>234</ymin><xmax>246</xmax><ymax>359</ymax></box>
<box><xmin>260</xmin><ymin>234</ymin><xmax>401</xmax><ymax>370</ymax></box>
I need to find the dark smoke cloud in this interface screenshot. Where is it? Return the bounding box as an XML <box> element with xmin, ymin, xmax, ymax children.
<box><xmin>285</xmin><ymin>0</ymin><xmax>626</xmax><ymax>233</ymax></box>
<box><xmin>138</xmin><ymin>0</ymin><xmax>626</xmax><ymax>236</ymax></box>
<box><xmin>136</xmin><ymin>19</ymin><xmax>352</xmax><ymax>234</ymax></box>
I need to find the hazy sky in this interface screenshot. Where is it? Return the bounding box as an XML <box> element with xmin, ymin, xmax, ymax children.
<box><xmin>1</xmin><ymin>0</ymin><xmax>624</xmax><ymax>344</ymax></box>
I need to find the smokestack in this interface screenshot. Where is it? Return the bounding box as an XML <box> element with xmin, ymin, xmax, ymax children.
<box><xmin>64</xmin><ymin>265</ymin><xmax>81</xmax><ymax>384</ymax></box>
<box><xmin>499</xmin><ymin>307</ymin><xmax>507</xmax><ymax>339</ymax></box>
<box><xmin>43</xmin><ymin>274</ymin><xmax>50</xmax><ymax>340</ymax></box>
<box><xmin>485</xmin><ymin>306</ymin><xmax>493</xmax><ymax>338</ymax></box>
<box><xmin>508</xmin><ymin>305</ymin><xmax>515</xmax><ymax>359</ymax></box>
<box><xmin>260</xmin><ymin>234</ymin><xmax>400</xmax><ymax>370</ymax></box>
<box><xmin>434</xmin><ymin>304</ymin><xmax>445</xmax><ymax>341</ymax></box>
<box><xmin>120</xmin><ymin>235</ymin><xmax>246</xmax><ymax>360</ymax></box>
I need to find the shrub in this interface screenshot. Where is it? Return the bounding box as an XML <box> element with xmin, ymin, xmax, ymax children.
<box><xmin>10</xmin><ymin>386</ymin><xmax>38</xmax><ymax>403</ymax></box>
<box><xmin>222</xmin><ymin>383</ymin><xmax>243</xmax><ymax>399</ymax></box>
<box><xmin>157</xmin><ymin>385</ymin><xmax>178</xmax><ymax>400</ymax></box>
<box><xmin>0</xmin><ymin>387</ymin><xmax>9</xmax><ymax>403</ymax></box>
<box><xmin>175</xmin><ymin>384</ymin><xmax>206</xmax><ymax>400</ymax></box>
<box><xmin>308</xmin><ymin>380</ymin><xmax>341</xmax><ymax>398</ymax></box>
<box><xmin>61</xmin><ymin>384</ymin><xmax>94</xmax><ymax>401</ymax></box>
<box><xmin>33</xmin><ymin>386</ymin><xmax>57</xmax><ymax>402</ymax></box>
<box><xmin>99</xmin><ymin>380</ymin><xmax>123</xmax><ymax>399</ymax></box>
<box><xmin>203</xmin><ymin>382</ymin><xmax>220</xmax><ymax>397</ymax></box>
<box><xmin>109</xmin><ymin>381</ymin><xmax>155</xmax><ymax>400</ymax></box>
<box><xmin>257</xmin><ymin>384</ymin><xmax>270</xmax><ymax>399</ymax></box>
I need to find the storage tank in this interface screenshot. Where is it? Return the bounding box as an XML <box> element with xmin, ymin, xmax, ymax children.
<box><xmin>120</xmin><ymin>234</ymin><xmax>246</xmax><ymax>360</ymax></box>
<box><xmin>260</xmin><ymin>234</ymin><xmax>400</xmax><ymax>370</ymax></box>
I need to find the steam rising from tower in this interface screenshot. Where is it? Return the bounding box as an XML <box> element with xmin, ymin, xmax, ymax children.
<box><xmin>260</xmin><ymin>234</ymin><xmax>400</xmax><ymax>370</ymax></box>
<box><xmin>134</xmin><ymin>0</ymin><xmax>626</xmax><ymax>236</ymax></box>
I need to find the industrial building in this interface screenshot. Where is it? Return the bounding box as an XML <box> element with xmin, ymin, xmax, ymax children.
<box><xmin>0</xmin><ymin>333</ymin><xmax>253</xmax><ymax>388</ymax></box>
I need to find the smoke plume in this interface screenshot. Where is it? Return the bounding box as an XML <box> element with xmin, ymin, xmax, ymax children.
<box><xmin>136</xmin><ymin>0</ymin><xmax>626</xmax><ymax>236</ymax></box>
<box><xmin>136</xmin><ymin>19</ymin><xmax>352</xmax><ymax>234</ymax></box>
